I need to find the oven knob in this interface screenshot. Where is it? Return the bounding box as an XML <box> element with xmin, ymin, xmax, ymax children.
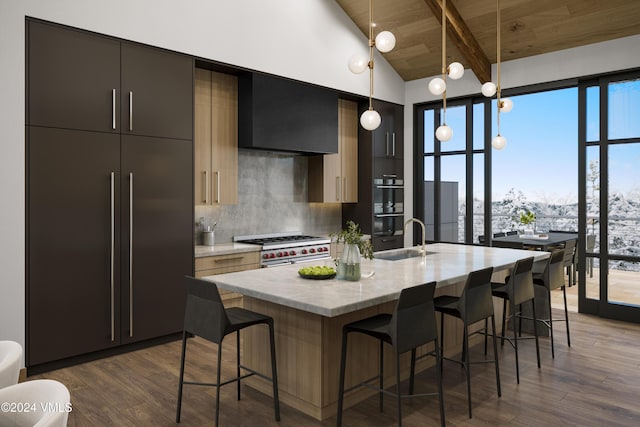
<box><xmin>320</xmin><ymin>247</ymin><xmax>327</xmax><ymax>252</ymax></box>
<box><xmin>302</xmin><ymin>249</ymin><xmax>308</xmax><ymax>254</ymax></box>
<box><xmin>277</xmin><ymin>252</ymin><xmax>283</xmax><ymax>257</ymax></box>
<box><xmin>290</xmin><ymin>250</ymin><xmax>296</xmax><ymax>255</ymax></box>
<box><xmin>309</xmin><ymin>248</ymin><xmax>316</xmax><ymax>253</ymax></box>
<box><xmin>283</xmin><ymin>251</ymin><xmax>289</xmax><ymax>256</ymax></box>
<box><xmin>269</xmin><ymin>253</ymin><xmax>275</xmax><ymax>259</ymax></box>
<box><xmin>263</xmin><ymin>254</ymin><xmax>269</xmax><ymax>259</ymax></box>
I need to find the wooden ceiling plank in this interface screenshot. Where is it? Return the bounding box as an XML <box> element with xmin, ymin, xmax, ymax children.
<box><xmin>423</xmin><ymin>0</ymin><xmax>491</xmax><ymax>84</ymax></box>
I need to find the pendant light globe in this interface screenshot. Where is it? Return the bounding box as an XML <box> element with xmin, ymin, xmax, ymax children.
<box><xmin>492</xmin><ymin>134</ymin><xmax>507</xmax><ymax>150</ymax></box>
<box><xmin>481</xmin><ymin>82</ymin><xmax>497</xmax><ymax>97</ymax></box>
<box><xmin>428</xmin><ymin>77</ymin><xmax>446</xmax><ymax>96</ymax></box>
<box><xmin>435</xmin><ymin>124</ymin><xmax>453</xmax><ymax>142</ymax></box>
<box><xmin>348</xmin><ymin>53</ymin><xmax>369</xmax><ymax>74</ymax></box>
<box><xmin>374</xmin><ymin>30</ymin><xmax>396</xmax><ymax>53</ymax></box>
<box><xmin>448</xmin><ymin>62</ymin><xmax>465</xmax><ymax>80</ymax></box>
<box><xmin>360</xmin><ymin>109</ymin><xmax>382</xmax><ymax>131</ymax></box>
<box><xmin>499</xmin><ymin>97</ymin><xmax>513</xmax><ymax>112</ymax></box>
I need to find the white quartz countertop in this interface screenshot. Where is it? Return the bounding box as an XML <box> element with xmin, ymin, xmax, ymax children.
<box><xmin>194</xmin><ymin>243</ymin><xmax>260</xmax><ymax>258</ymax></box>
<box><xmin>202</xmin><ymin>243</ymin><xmax>550</xmax><ymax>317</ymax></box>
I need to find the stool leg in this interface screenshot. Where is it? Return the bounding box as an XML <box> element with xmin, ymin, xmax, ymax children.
<box><xmin>215</xmin><ymin>342</ymin><xmax>222</xmax><ymax>427</ymax></box>
<box><xmin>440</xmin><ymin>312</ymin><xmax>445</xmax><ymax>373</ymax></box>
<box><xmin>518</xmin><ymin>303</ymin><xmax>523</xmax><ymax>337</ymax></box>
<box><xmin>395</xmin><ymin>350</ymin><xmax>402</xmax><ymax>427</ymax></box>
<box><xmin>409</xmin><ymin>349</ymin><xmax>416</xmax><ymax>395</ymax></box>
<box><xmin>268</xmin><ymin>321</ymin><xmax>280</xmax><ymax>421</ymax></box>
<box><xmin>237</xmin><ymin>330</ymin><xmax>241</xmax><ymax>400</ymax></box>
<box><xmin>563</xmin><ymin>285</ymin><xmax>571</xmax><ymax>347</ymax></box>
<box><xmin>337</xmin><ymin>330</ymin><xmax>349</xmax><ymax>427</ymax></box>
<box><xmin>491</xmin><ymin>315</ymin><xmax>501</xmax><ymax>397</ymax></box>
<box><xmin>548</xmin><ymin>288</ymin><xmax>555</xmax><ymax>359</ymax></box>
<box><xmin>501</xmin><ymin>298</ymin><xmax>507</xmax><ymax>347</ymax></box>
<box><xmin>512</xmin><ymin>300</ymin><xmax>520</xmax><ymax>384</ymax></box>
<box><xmin>532</xmin><ymin>299</ymin><xmax>541</xmax><ymax>369</ymax></box>
<box><xmin>463</xmin><ymin>324</ymin><xmax>472</xmax><ymax>418</ymax></box>
<box><xmin>379</xmin><ymin>340</ymin><xmax>384</xmax><ymax>412</ymax></box>
<box><xmin>484</xmin><ymin>318</ymin><xmax>488</xmax><ymax>356</ymax></box>
<box><xmin>175</xmin><ymin>331</ymin><xmax>187</xmax><ymax>423</ymax></box>
<box><xmin>434</xmin><ymin>337</ymin><xmax>445</xmax><ymax>427</ymax></box>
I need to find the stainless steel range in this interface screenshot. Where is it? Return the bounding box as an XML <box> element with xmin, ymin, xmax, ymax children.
<box><xmin>234</xmin><ymin>232</ymin><xmax>331</xmax><ymax>267</ymax></box>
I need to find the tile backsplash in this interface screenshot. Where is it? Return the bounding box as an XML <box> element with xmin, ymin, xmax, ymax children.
<box><xmin>195</xmin><ymin>149</ymin><xmax>342</xmax><ymax>243</ymax></box>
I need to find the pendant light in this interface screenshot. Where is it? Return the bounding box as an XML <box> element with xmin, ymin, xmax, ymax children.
<box><xmin>481</xmin><ymin>0</ymin><xmax>513</xmax><ymax>150</ymax></box>
<box><xmin>348</xmin><ymin>0</ymin><xmax>396</xmax><ymax>131</ymax></box>
<box><xmin>428</xmin><ymin>0</ymin><xmax>464</xmax><ymax>142</ymax></box>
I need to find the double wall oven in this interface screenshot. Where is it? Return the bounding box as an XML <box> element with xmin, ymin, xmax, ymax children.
<box><xmin>234</xmin><ymin>232</ymin><xmax>331</xmax><ymax>267</ymax></box>
<box><xmin>373</xmin><ymin>175</ymin><xmax>404</xmax><ymax>246</ymax></box>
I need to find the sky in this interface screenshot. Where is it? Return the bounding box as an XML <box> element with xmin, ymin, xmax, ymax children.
<box><xmin>424</xmin><ymin>79</ymin><xmax>640</xmax><ymax>204</ymax></box>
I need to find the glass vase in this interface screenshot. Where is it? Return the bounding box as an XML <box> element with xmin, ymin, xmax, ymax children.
<box><xmin>337</xmin><ymin>243</ymin><xmax>361</xmax><ymax>281</ymax></box>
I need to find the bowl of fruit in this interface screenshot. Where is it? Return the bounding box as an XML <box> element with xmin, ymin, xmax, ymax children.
<box><xmin>298</xmin><ymin>265</ymin><xmax>337</xmax><ymax>280</ymax></box>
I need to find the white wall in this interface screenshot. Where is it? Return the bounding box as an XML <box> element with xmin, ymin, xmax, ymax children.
<box><xmin>0</xmin><ymin>0</ymin><xmax>404</xmax><ymax>355</ymax></box>
<box><xmin>402</xmin><ymin>35</ymin><xmax>640</xmax><ymax>246</ymax></box>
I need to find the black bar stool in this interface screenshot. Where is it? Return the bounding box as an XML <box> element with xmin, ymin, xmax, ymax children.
<box><xmin>176</xmin><ymin>276</ymin><xmax>280</xmax><ymax>426</ymax></box>
<box><xmin>489</xmin><ymin>257</ymin><xmax>541</xmax><ymax>384</ymax></box>
<box><xmin>434</xmin><ymin>266</ymin><xmax>501</xmax><ymax>418</ymax></box>
<box><xmin>529</xmin><ymin>249</ymin><xmax>570</xmax><ymax>358</ymax></box>
<box><xmin>336</xmin><ymin>281</ymin><xmax>445</xmax><ymax>427</ymax></box>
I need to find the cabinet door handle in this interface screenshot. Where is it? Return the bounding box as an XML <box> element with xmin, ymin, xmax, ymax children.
<box><xmin>129</xmin><ymin>172</ymin><xmax>134</xmax><ymax>337</ymax></box>
<box><xmin>129</xmin><ymin>91</ymin><xmax>133</xmax><ymax>132</ymax></box>
<box><xmin>392</xmin><ymin>132</ymin><xmax>396</xmax><ymax>157</ymax></box>
<box><xmin>386</xmin><ymin>132</ymin><xmax>390</xmax><ymax>156</ymax></box>
<box><xmin>203</xmin><ymin>171</ymin><xmax>209</xmax><ymax>204</ymax></box>
<box><xmin>110</xmin><ymin>172</ymin><xmax>115</xmax><ymax>342</ymax></box>
<box><xmin>336</xmin><ymin>176</ymin><xmax>341</xmax><ymax>201</ymax></box>
<box><xmin>343</xmin><ymin>176</ymin><xmax>348</xmax><ymax>201</ymax></box>
<box><xmin>215</xmin><ymin>171</ymin><xmax>221</xmax><ymax>203</ymax></box>
<box><xmin>112</xmin><ymin>89</ymin><xmax>116</xmax><ymax>130</ymax></box>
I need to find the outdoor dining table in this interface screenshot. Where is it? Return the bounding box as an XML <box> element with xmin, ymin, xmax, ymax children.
<box><xmin>492</xmin><ymin>232</ymin><xmax>578</xmax><ymax>251</ymax></box>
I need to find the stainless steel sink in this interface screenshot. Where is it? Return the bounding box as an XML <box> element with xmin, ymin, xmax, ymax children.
<box><xmin>374</xmin><ymin>248</ymin><xmax>433</xmax><ymax>261</ymax></box>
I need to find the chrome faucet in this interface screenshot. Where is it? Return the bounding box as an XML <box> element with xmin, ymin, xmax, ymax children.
<box><xmin>404</xmin><ymin>218</ymin><xmax>426</xmax><ymax>256</ymax></box>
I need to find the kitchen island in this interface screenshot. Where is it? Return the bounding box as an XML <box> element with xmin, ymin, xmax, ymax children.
<box><xmin>202</xmin><ymin>243</ymin><xmax>548</xmax><ymax>420</ymax></box>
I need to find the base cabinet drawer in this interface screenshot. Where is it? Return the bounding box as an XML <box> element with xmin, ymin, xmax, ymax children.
<box><xmin>194</xmin><ymin>251</ymin><xmax>260</xmax><ymax>307</ymax></box>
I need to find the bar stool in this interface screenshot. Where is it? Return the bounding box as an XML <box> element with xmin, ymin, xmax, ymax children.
<box><xmin>530</xmin><ymin>249</ymin><xmax>570</xmax><ymax>358</ymax></box>
<box><xmin>336</xmin><ymin>282</ymin><xmax>445</xmax><ymax>427</ymax></box>
<box><xmin>176</xmin><ymin>277</ymin><xmax>280</xmax><ymax>426</ymax></box>
<box><xmin>489</xmin><ymin>257</ymin><xmax>541</xmax><ymax>384</ymax></box>
<box><xmin>434</xmin><ymin>266</ymin><xmax>500</xmax><ymax>418</ymax></box>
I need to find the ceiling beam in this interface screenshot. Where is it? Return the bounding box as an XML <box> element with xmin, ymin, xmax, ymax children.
<box><xmin>423</xmin><ymin>0</ymin><xmax>491</xmax><ymax>84</ymax></box>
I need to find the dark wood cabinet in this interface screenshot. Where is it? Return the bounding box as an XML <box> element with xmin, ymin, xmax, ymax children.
<box><xmin>26</xmin><ymin>20</ymin><xmax>194</xmax><ymax>369</ymax></box>
<box><xmin>121</xmin><ymin>44</ymin><xmax>193</xmax><ymax>140</ymax></box>
<box><xmin>373</xmin><ymin>101</ymin><xmax>404</xmax><ymax>178</ymax></box>
<box><xmin>28</xmin><ymin>127</ymin><xmax>122</xmax><ymax>365</ymax></box>
<box><xmin>120</xmin><ymin>136</ymin><xmax>193</xmax><ymax>343</ymax></box>
<box><xmin>343</xmin><ymin>99</ymin><xmax>405</xmax><ymax>252</ymax></box>
<box><xmin>27</xmin><ymin>20</ymin><xmax>193</xmax><ymax>141</ymax></box>
<box><xmin>28</xmin><ymin>20</ymin><xmax>121</xmax><ymax>133</ymax></box>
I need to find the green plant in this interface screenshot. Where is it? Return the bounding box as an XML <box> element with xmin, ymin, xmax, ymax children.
<box><xmin>519</xmin><ymin>210</ymin><xmax>536</xmax><ymax>225</ymax></box>
<box><xmin>332</xmin><ymin>220</ymin><xmax>374</xmax><ymax>260</ymax></box>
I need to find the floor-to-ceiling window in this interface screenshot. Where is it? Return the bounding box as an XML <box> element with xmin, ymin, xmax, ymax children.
<box><xmin>415</xmin><ymin>98</ymin><xmax>486</xmax><ymax>245</ymax></box>
<box><xmin>491</xmin><ymin>88</ymin><xmax>578</xmax><ymax>234</ymax></box>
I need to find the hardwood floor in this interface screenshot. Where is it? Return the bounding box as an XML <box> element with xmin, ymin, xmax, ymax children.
<box><xmin>30</xmin><ymin>310</ymin><xmax>640</xmax><ymax>426</ymax></box>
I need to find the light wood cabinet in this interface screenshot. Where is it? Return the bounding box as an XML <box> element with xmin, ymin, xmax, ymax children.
<box><xmin>194</xmin><ymin>251</ymin><xmax>260</xmax><ymax>307</ymax></box>
<box><xmin>195</xmin><ymin>69</ymin><xmax>238</xmax><ymax>205</ymax></box>
<box><xmin>308</xmin><ymin>99</ymin><xmax>358</xmax><ymax>203</ymax></box>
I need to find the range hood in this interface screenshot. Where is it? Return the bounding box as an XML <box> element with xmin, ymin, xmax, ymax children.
<box><xmin>238</xmin><ymin>73</ymin><xmax>338</xmax><ymax>155</ymax></box>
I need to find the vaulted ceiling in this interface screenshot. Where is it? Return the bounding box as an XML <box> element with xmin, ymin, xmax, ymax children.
<box><xmin>335</xmin><ymin>0</ymin><xmax>640</xmax><ymax>82</ymax></box>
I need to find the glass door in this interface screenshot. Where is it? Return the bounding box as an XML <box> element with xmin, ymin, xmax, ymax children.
<box><xmin>579</xmin><ymin>73</ymin><xmax>640</xmax><ymax>322</ymax></box>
